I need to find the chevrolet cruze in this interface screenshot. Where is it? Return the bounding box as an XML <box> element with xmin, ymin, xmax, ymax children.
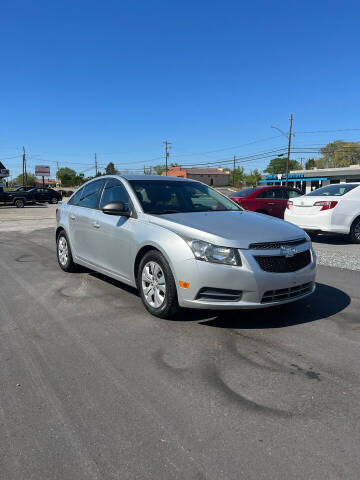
<box><xmin>56</xmin><ymin>175</ymin><xmax>317</xmax><ymax>318</ymax></box>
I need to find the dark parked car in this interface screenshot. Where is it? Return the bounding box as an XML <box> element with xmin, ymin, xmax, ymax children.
<box><xmin>27</xmin><ymin>188</ymin><xmax>62</xmax><ymax>204</ymax></box>
<box><xmin>12</xmin><ymin>186</ymin><xmax>35</xmax><ymax>192</ymax></box>
<box><xmin>0</xmin><ymin>186</ymin><xmax>35</xmax><ymax>207</ymax></box>
<box><xmin>230</xmin><ymin>186</ymin><xmax>303</xmax><ymax>218</ymax></box>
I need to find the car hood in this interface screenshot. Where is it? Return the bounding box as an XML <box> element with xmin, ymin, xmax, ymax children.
<box><xmin>148</xmin><ymin>210</ymin><xmax>307</xmax><ymax>248</ymax></box>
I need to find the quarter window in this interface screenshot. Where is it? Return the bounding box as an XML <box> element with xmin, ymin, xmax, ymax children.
<box><xmin>68</xmin><ymin>187</ymin><xmax>84</xmax><ymax>205</ymax></box>
<box><xmin>287</xmin><ymin>190</ymin><xmax>302</xmax><ymax>198</ymax></box>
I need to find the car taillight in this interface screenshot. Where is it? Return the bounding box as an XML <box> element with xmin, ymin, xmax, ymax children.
<box><xmin>313</xmin><ymin>201</ymin><xmax>338</xmax><ymax>211</ymax></box>
<box><xmin>286</xmin><ymin>200</ymin><xmax>293</xmax><ymax>209</ymax></box>
<box><xmin>231</xmin><ymin>197</ymin><xmax>241</xmax><ymax>203</ymax></box>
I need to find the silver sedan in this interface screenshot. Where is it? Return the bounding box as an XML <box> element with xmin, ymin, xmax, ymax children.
<box><xmin>56</xmin><ymin>175</ymin><xmax>316</xmax><ymax>318</ymax></box>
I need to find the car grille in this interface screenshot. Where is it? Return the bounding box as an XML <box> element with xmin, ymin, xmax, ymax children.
<box><xmin>249</xmin><ymin>238</ymin><xmax>307</xmax><ymax>250</ymax></box>
<box><xmin>261</xmin><ymin>282</ymin><xmax>314</xmax><ymax>303</ymax></box>
<box><xmin>255</xmin><ymin>250</ymin><xmax>311</xmax><ymax>273</ymax></box>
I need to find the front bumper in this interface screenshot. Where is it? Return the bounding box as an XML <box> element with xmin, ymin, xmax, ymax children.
<box><xmin>173</xmin><ymin>244</ymin><xmax>317</xmax><ymax>310</ymax></box>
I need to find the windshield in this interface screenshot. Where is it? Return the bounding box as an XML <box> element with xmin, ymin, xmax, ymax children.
<box><xmin>306</xmin><ymin>184</ymin><xmax>359</xmax><ymax>197</ymax></box>
<box><xmin>129</xmin><ymin>180</ymin><xmax>241</xmax><ymax>214</ymax></box>
<box><xmin>232</xmin><ymin>187</ymin><xmax>258</xmax><ymax>197</ymax></box>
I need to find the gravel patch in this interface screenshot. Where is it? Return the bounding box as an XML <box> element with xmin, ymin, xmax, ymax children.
<box><xmin>314</xmin><ymin>247</ymin><xmax>360</xmax><ymax>272</ymax></box>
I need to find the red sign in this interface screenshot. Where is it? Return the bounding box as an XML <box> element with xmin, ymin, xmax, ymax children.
<box><xmin>35</xmin><ymin>165</ymin><xmax>50</xmax><ymax>177</ymax></box>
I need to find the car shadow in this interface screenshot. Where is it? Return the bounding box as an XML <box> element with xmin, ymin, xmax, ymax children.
<box><xmin>173</xmin><ymin>283</ymin><xmax>351</xmax><ymax>329</ymax></box>
<box><xmin>312</xmin><ymin>233</ymin><xmax>351</xmax><ymax>245</ymax></box>
<box><xmin>89</xmin><ymin>271</ymin><xmax>140</xmax><ymax>297</ymax></box>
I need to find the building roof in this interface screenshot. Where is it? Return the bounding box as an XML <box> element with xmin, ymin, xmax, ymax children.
<box><xmin>290</xmin><ymin>165</ymin><xmax>360</xmax><ymax>177</ymax></box>
<box><xmin>186</xmin><ymin>168</ymin><xmax>230</xmax><ymax>175</ymax></box>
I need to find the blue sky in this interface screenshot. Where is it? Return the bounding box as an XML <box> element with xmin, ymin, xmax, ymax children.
<box><xmin>1</xmin><ymin>0</ymin><xmax>360</xmax><ymax>178</ymax></box>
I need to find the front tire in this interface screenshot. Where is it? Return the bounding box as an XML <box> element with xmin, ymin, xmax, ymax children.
<box><xmin>50</xmin><ymin>197</ymin><xmax>58</xmax><ymax>204</ymax></box>
<box><xmin>138</xmin><ymin>250</ymin><xmax>180</xmax><ymax>318</ymax></box>
<box><xmin>57</xmin><ymin>231</ymin><xmax>79</xmax><ymax>272</ymax></box>
<box><xmin>350</xmin><ymin>217</ymin><xmax>360</xmax><ymax>244</ymax></box>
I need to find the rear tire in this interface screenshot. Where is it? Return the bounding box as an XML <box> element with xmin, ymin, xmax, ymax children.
<box><xmin>50</xmin><ymin>197</ymin><xmax>58</xmax><ymax>204</ymax></box>
<box><xmin>350</xmin><ymin>217</ymin><xmax>360</xmax><ymax>244</ymax></box>
<box><xmin>14</xmin><ymin>199</ymin><xmax>25</xmax><ymax>208</ymax></box>
<box><xmin>57</xmin><ymin>231</ymin><xmax>79</xmax><ymax>272</ymax></box>
<box><xmin>138</xmin><ymin>250</ymin><xmax>180</xmax><ymax>319</ymax></box>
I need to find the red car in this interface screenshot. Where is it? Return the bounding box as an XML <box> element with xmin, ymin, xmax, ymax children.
<box><xmin>230</xmin><ymin>186</ymin><xmax>303</xmax><ymax>219</ymax></box>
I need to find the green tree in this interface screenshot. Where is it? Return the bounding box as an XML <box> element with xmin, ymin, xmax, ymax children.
<box><xmin>152</xmin><ymin>163</ymin><xmax>179</xmax><ymax>175</ymax></box>
<box><xmin>305</xmin><ymin>158</ymin><xmax>316</xmax><ymax>170</ymax></box>
<box><xmin>105</xmin><ymin>162</ymin><xmax>117</xmax><ymax>175</ymax></box>
<box><xmin>14</xmin><ymin>173</ymin><xmax>36</xmax><ymax>186</ymax></box>
<box><xmin>56</xmin><ymin>167</ymin><xmax>77</xmax><ymax>186</ymax></box>
<box><xmin>153</xmin><ymin>164</ymin><xmax>166</xmax><ymax>175</ymax></box>
<box><xmin>264</xmin><ymin>157</ymin><xmax>302</xmax><ymax>174</ymax></box>
<box><xmin>231</xmin><ymin>166</ymin><xmax>245</xmax><ymax>186</ymax></box>
<box><xmin>317</xmin><ymin>140</ymin><xmax>360</xmax><ymax>168</ymax></box>
<box><xmin>244</xmin><ymin>169</ymin><xmax>262</xmax><ymax>186</ymax></box>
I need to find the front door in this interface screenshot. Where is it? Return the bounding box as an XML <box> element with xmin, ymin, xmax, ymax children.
<box><xmin>91</xmin><ymin>178</ymin><xmax>133</xmax><ymax>280</ymax></box>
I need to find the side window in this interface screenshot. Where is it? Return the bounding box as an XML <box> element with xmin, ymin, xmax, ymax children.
<box><xmin>257</xmin><ymin>189</ymin><xmax>275</xmax><ymax>199</ymax></box>
<box><xmin>100</xmin><ymin>179</ymin><xmax>130</xmax><ymax>210</ymax></box>
<box><xmin>68</xmin><ymin>187</ymin><xmax>84</xmax><ymax>205</ymax></box>
<box><xmin>78</xmin><ymin>180</ymin><xmax>105</xmax><ymax>209</ymax></box>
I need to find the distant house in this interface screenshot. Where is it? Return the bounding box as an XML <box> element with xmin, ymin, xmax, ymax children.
<box><xmin>34</xmin><ymin>178</ymin><xmax>61</xmax><ymax>188</ymax></box>
<box><xmin>163</xmin><ymin>166</ymin><xmax>230</xmax><ymax>186</ymax></box>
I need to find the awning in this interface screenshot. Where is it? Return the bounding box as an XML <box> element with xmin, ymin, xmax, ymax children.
<box><xmin>259</xmin><ymin>177</ymin><xmax>328</xmax><ymax>184</ymax></box>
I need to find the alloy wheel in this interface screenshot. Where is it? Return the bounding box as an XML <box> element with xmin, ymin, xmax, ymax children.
<box><xmin>141</xmin><ymin>261</ymin><xmax>166</xmax><ymax>308</ymax></box>
<box><xmin>58</xmin><ymin>236</ymin><xmax>69</xmax><ymax>266</ymax></box>
<box><xmin>354</xmin><ymin>220</ymin><xmax>360</xmax><ymax>240</ymax></box>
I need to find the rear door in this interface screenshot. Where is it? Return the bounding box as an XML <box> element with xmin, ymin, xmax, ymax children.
<box><xmin>70</xmin><ymin>180</ymin><xmax>105</xmax><ymax>264</ymax></box>
<box><xmin>255</xmin><ymin>188</ymin><xmax>286</xmax><ymax>217</ymax></box>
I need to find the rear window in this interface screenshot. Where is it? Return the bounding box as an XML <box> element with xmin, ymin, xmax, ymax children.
<box><xmin>306</xmin><ymin>184</ymin><xmax>359</xmax><ymax>197</ymax></box>
<box><xmin>232</xmin><ymin>187</ymin><xmax>258</xmax><ymax>197</ymax></box>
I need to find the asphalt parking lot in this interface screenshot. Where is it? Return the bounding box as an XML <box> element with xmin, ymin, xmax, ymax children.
<box><xmin>1</xmin><ymin>205</ymin><xmax>360</xmax><ymax>479</ymax></box>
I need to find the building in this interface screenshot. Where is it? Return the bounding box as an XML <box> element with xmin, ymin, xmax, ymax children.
<box><xmin>34</xmin><ymin>178</ymin><xmax>61</xmax><ymax>188</ymax></box>
<box><xmin>163</xmin><ymin>166</ymin><xmax>230</xmax><ymax>186</ymax></box>
<box><xmin>260</xmin><ymin>164</ymin><xmax>360</xmax><ymax>193</ymax></box>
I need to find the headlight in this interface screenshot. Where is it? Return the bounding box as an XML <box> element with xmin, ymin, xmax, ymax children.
<box><xmin>186</xmin><ymin>239</ymin><xmax>241</xmax><ymax>266</ymax></box>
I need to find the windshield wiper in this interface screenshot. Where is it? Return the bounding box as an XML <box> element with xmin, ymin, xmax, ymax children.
<box><xmin>148</xmin><ymin>209</ymin><xmax>181</xmax><ymax>215</ymax></box>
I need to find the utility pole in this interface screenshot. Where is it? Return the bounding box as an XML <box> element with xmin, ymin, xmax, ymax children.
<box><xmin>163</xmin><ymin>141</ymin><xmax>172</xmax><ymax>176</ymax></box>
<box><xmin>94</xmin><ymin>153</ymin><xmax>98</xmax><ymax>176</ymax></box>
<box><xmin>286</xmin><ymin>114</ymin><xmax>294</xmax><ymax>186</ymax></box>
<box><xmin>233</xmin><ymin>155</ymin><xmax>237</xmax><ymax>186</ymax></box>
<box><xmin>22</xmin><ymin>146</ymin><xmax>27</xmax><ymax>186</ymax></box>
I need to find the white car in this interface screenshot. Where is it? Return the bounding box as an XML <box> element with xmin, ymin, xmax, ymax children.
<box><xmin>284</xmin><ymin>183</ymin><xmax>360</xmax><ymax>243</ymax></box>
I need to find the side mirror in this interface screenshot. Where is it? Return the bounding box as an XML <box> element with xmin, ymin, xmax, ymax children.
<box><xmin>102</xmin><ymin>201</ymin><xmax>130</xmax><ymax>217</ymax></box>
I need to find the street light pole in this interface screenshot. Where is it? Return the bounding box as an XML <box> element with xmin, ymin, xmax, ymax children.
<box><xmin>271</xmin><ymin>114</ymin><xmax>294</xmax><ymax>186</ymax></box>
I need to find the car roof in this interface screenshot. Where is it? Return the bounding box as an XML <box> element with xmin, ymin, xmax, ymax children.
<box><xmin>119</xmin><ymin>174</ymin><xmax>193</xmax><ymax>182</ymax></box>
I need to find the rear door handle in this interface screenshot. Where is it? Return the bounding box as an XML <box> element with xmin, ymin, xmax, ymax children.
<box><xmin>92</xmin><ymin>222</ymin><xmax>100</xmax><ymax>229</ymax></box>
<box><xmin>70</xmin><ymin>214</ymin><xmax>76</xmax><ymax>220</ymax></box>
<box><xmin>268</xmin><ymin>202</ymin><xmax>275</xmax><ymax>205</ymax></box>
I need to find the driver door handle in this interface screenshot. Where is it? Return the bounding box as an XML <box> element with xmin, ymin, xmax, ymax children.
<box><xmin>92</xmin><ymin>222</ymin><xmax>100</xmax><ymax>229</ymax></box>
<box><xmin>70</xmin><ymin>214</ymin><xmax>76</xmax><ymax>220</ymax></box>
<box><xmin>268</xmin><ymin>202</ymin><xmax>275</xmax><ymax>205</ymax></box>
